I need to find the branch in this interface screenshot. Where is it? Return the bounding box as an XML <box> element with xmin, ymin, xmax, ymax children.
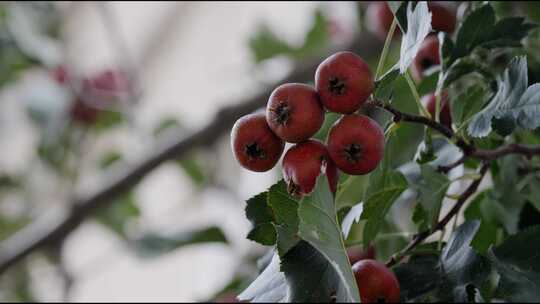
<box><xmin>0</xmin><ymin>33</ymin><xmax>383</xmax><ymax>275</ymax></box>
<box><xmin>386</xmin><ymin>163</ymin><xmax>489</xmax><ymax>268</ymax></box>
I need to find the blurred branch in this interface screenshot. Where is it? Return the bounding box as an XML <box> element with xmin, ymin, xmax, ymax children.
<box><xmin>0</xmin><ymin>31</ymin><xmax>383</xmax><ymax>276</ymax></box>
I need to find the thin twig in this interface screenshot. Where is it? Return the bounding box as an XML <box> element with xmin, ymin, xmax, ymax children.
<box><xmin>386</xmin><ymin>163</ymin><xmax>489</xmax><ymax>268</ymax></box>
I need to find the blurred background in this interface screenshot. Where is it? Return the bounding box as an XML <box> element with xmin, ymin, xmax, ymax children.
<box><xmin>0</xmin><ymin>1</ymin><xmax>538</xmax><ymax>302</ymax></box>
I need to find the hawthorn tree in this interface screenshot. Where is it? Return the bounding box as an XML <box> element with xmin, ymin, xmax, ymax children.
<box><xmin>233</xmin><ymin>1</ymin><xmax>540</xmax><ymax>303</ymax></box>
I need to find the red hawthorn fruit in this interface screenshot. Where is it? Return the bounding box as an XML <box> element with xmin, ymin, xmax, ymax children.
<box><xmin>428</xmin><ymin>2</ymin><xmax>457</xmax><ymax>34</ymax></box>
<box><xmin>327</xmin><ymin>114</ymin><xmax>384</xmax><ymax>175</ymax></box>
<box><xmin>352</xmin><ymin>259</ymin><xmax>401</xmax><ymax>303</ymax></box>
<box><xmin>70</xmin><ymin>98</ymin><xmax>100</xmax><ymax>125</ymax></box>
<box><xmin>365</xmin><ymin>2</ymin><xmax>456</xmax><ymax>41</ymax></box>
<box><xmin>347</xmin><ymin>244</ymin><xmax>376</xmax><ymax>265</ymax></box>
<box><xmin>266</xmin><ymin>83</ymin><xmax>324</xmax><ymax>143</ymax></box>
<box><xmin>231</xmin><ymin>113</ymin><xmax>285</xmax><ymax>172</ymax></box>
<box><xmin>365</xmin><ymin>2</ymin><xmax>401</xmax><ymax>41</ymax></box>
<box><xmin>315</xmin><ymin>51</ymin><xmax>374</xmax><ymax>114</ymax></box>
<box><xmin>422</xmin><ymin>91</ymin><xmax>452</xmax><ymax>129</ymax></box>
<box><xmin>410</xmin><ymin>35</ymin><xmax>440</xmax><ymax>82</ymax></box>
<box><xmin>282</xmin><ymin>139</ymin><xmax>339</xmax><ymax>196</ymax></box>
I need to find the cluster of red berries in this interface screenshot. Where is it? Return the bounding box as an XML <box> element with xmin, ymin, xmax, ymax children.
<box><xmin>367</xmin><ymin>1</ymin><xmax>457</xmax><ymax>129</ymax></box>
<box><xmin>50</xmin><ymin>66</ymin><xmax>130</xmax><ymax>125</ymax></box>
<box><xmin>231</xmin><ymin>51</ymin><xmax>385</xmax><ymax>196</ymax></box>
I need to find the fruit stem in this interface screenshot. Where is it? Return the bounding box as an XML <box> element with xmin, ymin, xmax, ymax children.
<box><xmin>375</xmin><ymin>17</ymin><xmax>397</xmax><ymax>79</ymax></box>
<box><xmin>404</xmin><ymin>71</ymin><xmax>431</xmax><ymax>118</ymax></box>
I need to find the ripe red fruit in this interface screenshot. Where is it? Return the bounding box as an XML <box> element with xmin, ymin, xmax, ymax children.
<box><xmin>347</xmin><ymin>245</ymin><xmax>376</xmax><ymax>265</ymax></box>
<box><xmin>422</xmin><ymin>91</ymin><xmax>452</xmax><ymax>129</ymax></box>
<box><xmin>70</xmin><ymin>98</ymin><xmax>100</xmax><ymax>124</ymax></box>
<box><xmin>365</xmin><ymin>2</ymin><xmax>401</xmax><ymax>41</ymax></box>
<box><xmin>231</xmin><ymin>113</ymin><xmax>285</xmax><ymax>172</ymax></box>
<box><xmin>327</xmin><ymin>114</ymin><xmax>384</xmax><ymax>175</ymax></box>
<box><xmin>266</xmin><ymin>83</ymin><xmax>324</xmax><ymax>143</ymax></box>
<box><xmin>365</xmin><ymin>2</ymin><xmax>456</xmax><ymax>41</ymax></box>
<box><xmin>411</xmin><ymin>35</ymin><xmax>440</xmax><ymax>82</ymax></box>
<box><xmin>315</xmin><ymin>51</ymin><xmax>374</xmax><ymax>114</ymax></box>
<box><xmin>282</xmin><ymin>139</ymin><xmax>339</xmax><ymax>196</ymax></box>
<box><xmin>428</xmin><ymin>2</ymin><xmax>457</xmax><ymax>34</ymax></box>
<box><xmin>352</xmin><ymin>259</ymin><xmax>401</xmax><ymax>303</ymax></box>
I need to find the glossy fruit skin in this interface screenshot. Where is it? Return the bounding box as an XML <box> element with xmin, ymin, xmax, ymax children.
<box><xmin>231</xmin><ymin>113</ymin><xmax>285</xmax><ymax>172</ymax></box>
<box><xmin>266</xmin><ymin>83</ymin><xmax>324</xmax><ymax>143</ymax></box>
<box><xmin>352</xmin><ymin>259</ymin><xmax>401</xmax><ymax>303</ymax></box>
<box><xmin>428</xmin><ymin>2</ymin><xmax>457</xmax><ymax>34</ymax></box>
<box><xmin>347</xmin><ymin>245</ymin><xmax>376</xmax><ymax>265</ymax></box>
<box><xmin>365</xmin><ymin>2</ymin><xmax>401</xmax><ymax>41</ymax></box>
<box><xmin>315</xmin><ymin>51</ymin><xmax>374</xmax><ymax>114</ymax></box>
<box><xmin>422</xmin><ymin>91</ymin><xmax>452</xmax><ymax>129</ymax></box>
<box><xmin>327</xmin><ymin>114</ymin><xmax>384</xmax><ymax>175</ymax></box>
<box><xmin>411</xmin><ymin>35</ymin><xmax>440</xmax><ymax>82</ymax></box>
<box><xmin>282</xmin><ymin>139</ymin><xmax>339</xmax><ymax>196</ymax></box>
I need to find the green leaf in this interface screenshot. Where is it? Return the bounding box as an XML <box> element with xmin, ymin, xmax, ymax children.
<box><xmin>469</xmin><ymin>56</ymin><xmax>529</xmax><ymax>137</ymax></box>
<box><xmin>387</xmin><ymin>1</ymin><xmax>409</xmax><ymax>33</ymax></box>
<box><xmin>248</xmin><ymin>24</ymin><xmax>294</xmax><ymax>63</ymax></box>
<box><xmin>441</xmin><ymin>57</ymin><xmax>494</xmax><ymax>88</ymax></box>
<box><xmin>482</xmin><ymin>17</ymin><xmax>538</xmax><ymax>49</ymax></box>
<box><xmin>93</xmin><ymin>110</ymin><xmax>124</xmax><ymax>132</ymax></box>
<box><xmin>511</xmin><ymin>83</ymin><xmax>540</xmax><ymax>130</ymax></box>
<box><xmin>245</xmin><ymin>192</ymin><xmax>276</xmax><ymax>246</ymax></box>
<box><xmin>374</xmin><ymin>65</ymin><xmax>400</xmax><ymax>101</ymax></box>
<box><xmin>438</xmin><ymin>220</ymin><xmax>492</xmax><ymax>302</ymax></box>
<box><xmin>134</xmin><ymin>226</ymin><xmax>228</xmax><ymax>258</ymax></box>
<box><xmin>417</xmin><ymin>165</ymin><xmax>451</xmax><ymax>229</ymax></box>
<box><xmin>335</xmin><ymin>174</ymin><xmax>369</xmax><ymax>209</ymax></box>
<box><xmin>489</xmin><ymin>226</ymin><xmax>540</xmax><ymax>302</ymax></box>
<box><xmin>96</xmin><ymin>192</ymin><xmax>140</xmax><ymax>238</ymax></box>
<box><xmin>281</xmin><ymin>241</ymin><xmax>343</xmax><ymax>302</ymax></box>
<box><xmin>177</xmin><ymin>157</ymin><xmax>207</xmax><ymax>187</ymax></box>
<box><xmin>451</xmin><ymin>85</ymin><xmax>487</xmax><ymax>127</ymax></box>
<box><xmin>297</xmin><ymin>176</ymin><xmax>360</xmax><ymax>302</ymax></box>
<box><xmin>394</xmin><ymin>254</ymin><xmax>441</xmax><ymax>301</ymax></box>
<box><xmin>464</xmin><ymin>191</ymin><xmax>498</xmax><ymax>254</ymax></box>
<box><xmin>153</xmin><ymin>117</ymin><xmax>181</xmax><ymax>136</ymax></box>
<box><xmin>99</xmin><ymin>151</ymin><xmax>122</xmax><ymax>169</ymax></box>
<box><xmin>267</xmin><ymin>180</ymin><xmax>300</xmax><ymax>256</ymax></box>
<box><xmin>361</xmin><ymin>170</ymin><xmax>408</xmax><ymax>247</ymax></box>
<box><xmin>451</xmin><ymin>4</ymin><xmax>496</xmax><ymax>63</ymax></box>
<box><xmin>238</xmin><ymin>252</ymin><xmax>288</xmax><ymax>303</ymax></box>
<box><xmin>313</xmin><ymin>112</ymin><xmax>340</xmax><ymax>142</ymax></box>
<box><xmin>295</xmin><ymin>9</ymin><xmax>329</xmax><ymax>58</ymax></box>
<box><xmin>399</xmin><ymin>2</ymin><xmax>432</xmax><ymax>74</ymax></box>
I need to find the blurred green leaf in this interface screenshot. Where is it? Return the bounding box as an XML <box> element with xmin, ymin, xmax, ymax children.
<box><xmin>267</xmin><ymin>180</ymin><xmax>300</xmax><ymax>257</ymax></box>
<box><xmin>99</xmin><ymin>150</ymin><xmax>123</xmax><ymax>169</ymax></box>
<box><xmin>177</xmin><ymin>157</ymin><xmax>207</xmax><ymax>187</ymax></box>
<box><xmin>464</xmin><ymin>191</ymin><xmax>498</xmax><ymax>254</ymax></box>
<box><xmin>489</xmin><ymin>226</ymin><xmax>540</xmax><ymax>302</ymax></box>
<box><xmin>93</xmin><ymin>110</ymin><xmax>124</xmax><ymax>132</ymax></box>
<box><xmin>134</xmin><ymin>226</ymin><xmax>228</xmax><ymax>258</ymax></box>
<box><xmin>394</xmin><ymin>253</ymin><xmax>441</xmax><ymax>301</ymax></box>
<box><xmin>451</xmin><ymin>85</ymin><xmax>487</xmax><ymax>128</ymax></box>
<box><xmin>96</xmin><ymin>192</ymin><xmax>140</xmax><ymax>238</ymax></box>
<box><xmin>153</xmin><ymin>117</ymin><xmax>181</xmax><ymax>136</ymax></box>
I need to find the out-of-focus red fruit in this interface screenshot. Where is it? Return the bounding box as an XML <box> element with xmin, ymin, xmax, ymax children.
<box><xmin>421</xmin><ymin>91</ymin><xmax>452</xmax><ymax>129</ymax></box>
<box><xmin>50</xmin><ymin>65</ymin><xmax>69</xmax><ymax>85</ymax></box>
<box><xmin>352</xmin><ymin>259</ymin><xmax>401</xmax><ymax>303</ymax></box>
<box><xmin>410</xmin><ymin>35</ymin><xmax>440</xmax><ymax>82</ymax></box>
<box><xmin>428</xmin><ymin>2</ymin><xmax>457</xmax><ymax>34</ymax></box>
<box><xmin>347</xmin><ymin>245</ymin><xmax>376</xmax><ymax>265</ymax></box>
<box><xmin>365</xmin><ymin>2</ymin><xmax>401</xmax><ymax>41</ymax></box>
<box><xmin>315</xmin><ymin>51</ymin><xmax>374</xmax><ymax>114</ymax></box>
<box><xmin>231</xmin><ymin>113</ymin><xmax>285</xmax><ymax>172</ymax></box>
<box><xmin>282</xmin><ymin>139</ymin><xmax>339</xmax><ymax>196</ymax></box>
<box><xmin>327</xmin><ymin>114</ymin><xmax>384</xmax><ymax>175</ymax></box>
<box><xmin>70</xmin><ymin>98</ymin><xmax>100</xmax><ymax>124</ymax></box>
